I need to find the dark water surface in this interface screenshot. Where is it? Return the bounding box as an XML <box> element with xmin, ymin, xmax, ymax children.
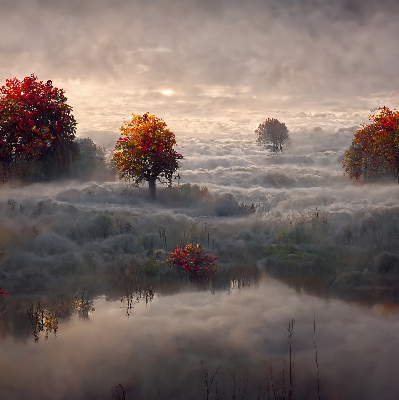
<box><xmin>1</xmin><ymin>277</ymin><xmax>398</xmax><ymax>400</ymax></box>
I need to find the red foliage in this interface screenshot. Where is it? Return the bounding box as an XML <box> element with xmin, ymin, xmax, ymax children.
<box><xmin>167</xmin><ymin>244</ymin><xmax>217</xmax><ymax>281</ymax></box>
<box><xmin>0</xmin><ymin>287</ymin><xmax>8</xmax><ymax>297</ymax></box>
<box><xmin>0</xmin><ymin>74</ymin><xmax>77</xmax><ymax>181</ymax></box>
<box><xmin>343</xmin><ymin>107</ymin><xmax>399</xmax><ymax>180</ymax></box>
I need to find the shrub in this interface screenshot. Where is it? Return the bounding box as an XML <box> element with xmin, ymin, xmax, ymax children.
<box><xmin>167</xmin><ymin>244</ymin><xmax>217</xmax><ymax>281</ymax></box>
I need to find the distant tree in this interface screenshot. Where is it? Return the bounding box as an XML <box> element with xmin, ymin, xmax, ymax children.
<box><xmin>69</xmin><ymin>138</ymin><xmax>110</xmax><ymax>180</ymax></box>
<box><xmin>255</xmin><ymin>118</ymin><xmax>289</xmax><ymax>152</ymax></box>
<box><xmin>0</xmin><ymin>74</ymin><xmax>77</xmax><ymax>182</ymax></box>
<box><xmin>342</xmin><ymin>107</ymin><xmax>399</xmax><ymax>182</ymax></box>
<box><xmin>167</xmin><ymin>244</ymin><xmax>217</xmax><ymax>281</ymax></box>
<box><xmin>112</xmin><ymin>112</ymin><xmax>183</xmax><ymax>198</ymax></box>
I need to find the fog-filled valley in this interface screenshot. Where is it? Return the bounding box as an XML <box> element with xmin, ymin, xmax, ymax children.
<box><xmin>2</xmin><ymin>127</ymin><xmax>399</xmax><ymax>300</ymax></box>
<box><xmin>1</xmin><ymin>127</ymin><xmax>399</xmax><ymax>400</ymax></box>
<box><xmin>2</xmin><ymin>0</ymin><xmax>399</xmax><ymax>397</ymax></box>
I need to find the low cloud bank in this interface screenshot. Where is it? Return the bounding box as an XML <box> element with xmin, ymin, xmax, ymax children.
<box><xmin>0</xmin><ymin>127</ymin><xmax>398</xmax><ymax>300</ymax></box>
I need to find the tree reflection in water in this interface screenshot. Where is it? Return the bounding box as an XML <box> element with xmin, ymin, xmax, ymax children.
<box><xmin>113</xmin><ymin>259</ymin><xmax>155</xmax><ymax>317</ymax></box>
<box><xmin>120</xmin><ymin>286</ymin><xmax>154</xmax><ymax>318</ymax></box>
<box><xmin>229</xmin><ymin>265</ymin><xmax>261</xmax><ymax>291</ymax></box>
<box><xmin>27</xmin><ymin>302</ymin><xmax>58</xmax><ymax>343</ymax></box>
<box><xmin>72</xmin><ymin>291</ymin><xmax>95</xmax><ymax>318</ymax></box>
<box><xmin>26</xmin><ymin>290</ymin><xmax>95</xmax><ymax>343</ymax></box>
<box><xmin>21</xmin><ymin>264</ymin><xmax>264</xmax><ymax>342</ymax></box>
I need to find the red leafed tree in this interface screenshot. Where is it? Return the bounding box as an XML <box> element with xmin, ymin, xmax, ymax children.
<box><xmin>255</xmin><ymin>118</ymin><xmax>289</xmax><ymax>153</ymax></box>
<box><xmin>0</xmin><ymin>74</ymin><xmax>77</xmax><ymax>182</ymax></box>
<box><xmin>112</xmin><ymin>112</ymin><xmax>183</xmax><ymax>198</ymax></box>
<box><xmin>342</xmin><ymin>107</ymin><xmax>399</xmax><ymax>182</ymax></box>
<box><xmin>167</xmin><ymin>244</ymin><xmax>217</xmax><ymax>281</ymax></box>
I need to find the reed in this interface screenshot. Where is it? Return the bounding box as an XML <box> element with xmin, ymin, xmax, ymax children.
<box><xmin>314</xmin><ymin>310</ymin><xmax>321</xmax><ymax>400</ymax></box>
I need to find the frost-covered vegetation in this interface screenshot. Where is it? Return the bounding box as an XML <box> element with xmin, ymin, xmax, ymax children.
<box><xmin>1</xmin><ymin>126</ymin><xmax>399</xmax><ymax>400</ymax></box>
<box><xmin>1</xmin><ymin>117</ymin><xmax>399</xmax><ymax>332</ymax></box>
<box><xmin>0</xmin><ymin>178</ymin><xmax>399</xmax><ymax>304</ymax></box>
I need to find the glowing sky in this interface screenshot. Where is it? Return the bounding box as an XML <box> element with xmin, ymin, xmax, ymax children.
<box><xmin>1</xmin><ymin>0</ymin><xmax>399</xmax><ymax>144</ymax></box>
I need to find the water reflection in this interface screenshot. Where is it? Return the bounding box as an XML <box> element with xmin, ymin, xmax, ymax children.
<box><xmin>72</xmin><ymin>292</ymin><xmax>96</xmax><ymax>318</ymax></box>
<box><xmin>1</xmin><ymin>290</ymin><xmax>97</xmax><ymax>343</ymax></box>
<box><xmin>228</xmin><ymin>265</ymin><xmax>260</xmax><ymax>291</ymax></box>
<box><xmin>119</xmin><ymin>287</ymin><xmax>154</xmax><ymax>318</ymax></box>
<box><xmin>110</xmin><ymin>259</ymin><xmax>155</xmax><ymax>317</ymax></box>
<box><xmin>0</xmin><ymin>275</ymin><xmax>399</xmax><ymax>399</ymax></box>
<box><xmin>27</xmin><ymin>302</ymin><xmax>59</xmax><ymax>343</ymax></box>
<box><xmin>111</xmin><ymin>384</ymin><xmax>126</xmax><ymax>400</ymax></box>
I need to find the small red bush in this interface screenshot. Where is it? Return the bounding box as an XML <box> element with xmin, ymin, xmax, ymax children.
<box><xmin>167</xmin><ymin>244</ymin><xmax>217</xmax><ymax>281</ymax></box>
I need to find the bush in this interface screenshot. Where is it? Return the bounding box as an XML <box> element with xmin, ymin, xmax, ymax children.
<box><xmin>167</xmin><ymin>244</ymin><xmax>217</xmax><ymax>281</ymax></box>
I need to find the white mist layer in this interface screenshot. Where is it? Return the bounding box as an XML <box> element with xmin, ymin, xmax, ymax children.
<box><xmin>0</xmin><ymin>279</ymin><xmax>398</xmax><ymax>400</ymax></box>
<box><xmin>0</xmin><ymin>127</ymin><xmax>398</xmax><ymax>296</ymax></box>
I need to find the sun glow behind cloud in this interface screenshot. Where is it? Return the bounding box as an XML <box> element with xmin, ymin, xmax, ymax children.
<box><xmin>0</xmin><ymin>0</ymin><xmax>398</xmax><ymax>141</ymax></box>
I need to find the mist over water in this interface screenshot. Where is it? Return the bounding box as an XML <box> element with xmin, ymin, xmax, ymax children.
<box><xmin>2</xmin><ymin>0</ymin><xmax>399</xmax><ymax>396</ymax></box>
<box><xmin>1</xmin><ymin>279</ymin><xmax>399</xmax><ymax>400</ymax></box>
<box><xmin>1</xmin><ymin>127</ymin><xmax>399</xmax><ymax>399</ymax></box>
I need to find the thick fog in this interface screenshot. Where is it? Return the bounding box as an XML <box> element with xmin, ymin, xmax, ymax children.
<box><xmin>1</xmin><ymin>0</ymin><xmax>399</xmax><ymax>136</ymax></box>
<box><xmin>2</xmin><ymin>1</ymin><xmax>399</xmax><ymax>397</ymax></box>
<box><xmin>1</xmin><ymin>117</ymin><xmax>399</xmax><ymax>400</ymax></box>
<box><xmin>1</xmin><ymin>126</ymin><xmax>399</xmax><ymax>300</ymax></box>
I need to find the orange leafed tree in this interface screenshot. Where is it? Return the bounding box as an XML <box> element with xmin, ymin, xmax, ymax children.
<box><xmin>342</xmin><ymin>107</ymin><xmax>399</xmax><ymax>182</ymax></box>
<box><xmin>112</xmin><ymin>113</ymin><xmax>183</xmax><ymax>198</ymax></box>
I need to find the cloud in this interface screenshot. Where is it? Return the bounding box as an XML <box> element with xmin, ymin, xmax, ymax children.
<box><xmin>1</xmin><ymin>276</ymin><xmax>399</xmax><ymax>399</ymax></box>
<box><xmin>1</xmin><ymin>0</ymin><xmax>398</xmax><ymax>137</ymax></box>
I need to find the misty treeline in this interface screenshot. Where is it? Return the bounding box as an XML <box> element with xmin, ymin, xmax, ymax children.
<box><xmin>69</xmin><ymin>137</ymin><xmax>113</xmax><ymax>180</ymax></box>
<box><xmin>0</xmin><ymin>75</ymin><xmax>114</xmax><ymax>184</ymax></box>
<box><xmin>3</xmin><ymin>137</ymin><xmax>113</xmax><ymax>183</ymax></box>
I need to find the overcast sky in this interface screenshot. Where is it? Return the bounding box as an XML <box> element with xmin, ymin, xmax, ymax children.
<box><xmin>1</xmin><ymin>0</ymin><xmax>399</xmax><ymax>143</ymax></box>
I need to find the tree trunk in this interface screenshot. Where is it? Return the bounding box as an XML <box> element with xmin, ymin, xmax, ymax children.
<box><xmin>148</xmin><ymin>178</ymin><xmax>156</xmax><ymax>199</ymax></box>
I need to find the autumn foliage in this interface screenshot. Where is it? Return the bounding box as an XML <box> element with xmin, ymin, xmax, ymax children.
<box><xmin>343</xmin><ymin>107</ymin><xmax>399</xmax><ymax>181</ymax></box>
<box><xmin>255</xmin><ymin>118</ymin><xmax>289</xmax><ymax>152</ymax></box>
<box><xmin>0</xmin><ymin>74</ymin><xmax>77</xmax><ymax>182</ymax></box>
<box><xmin>167</xmin><ymin>244</ymin><xmax>217</xmax><ymax>281</ymax></box>
<box><xmin>112</xmin><ymin>112</ymin><xmax>183</xmax><ymax>198</ymax></box>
